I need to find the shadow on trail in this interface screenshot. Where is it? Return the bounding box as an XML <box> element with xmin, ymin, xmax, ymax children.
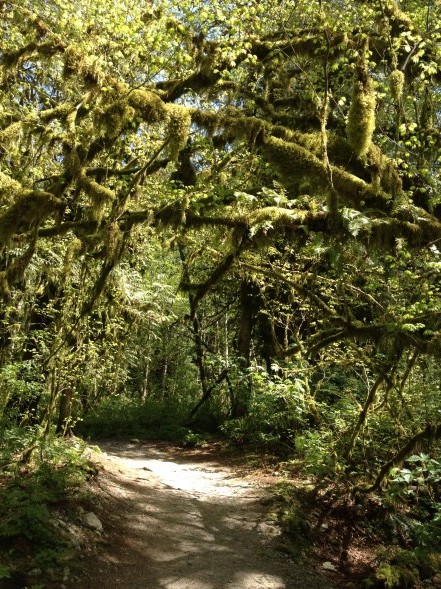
<box><xmin>71</xmin><ymin>441</ymin><xmax>335</xmax><ymax>589</ymax></box>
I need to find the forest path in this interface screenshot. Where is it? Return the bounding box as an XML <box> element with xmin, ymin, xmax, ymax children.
<box><xmin>69</xmin><ymin>441</ymin><xmax>337</xmax><ymax>589</ymax></box>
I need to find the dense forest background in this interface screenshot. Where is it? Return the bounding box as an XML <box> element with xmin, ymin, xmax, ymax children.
<box><xmin>0</xmin><ymin>0</ymin><xmax>441</xmax><ymax>585</ymax></box>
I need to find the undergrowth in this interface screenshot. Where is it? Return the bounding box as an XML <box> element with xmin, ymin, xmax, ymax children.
<box><xmin>0</xmin><ymin>426</ymin><xmax>96</xmax><ymax>586</ymax></box>
<box><xmin>77</xmin><ymin>395</ymin><xmax>194</xmax><ymax>440</ymax></box>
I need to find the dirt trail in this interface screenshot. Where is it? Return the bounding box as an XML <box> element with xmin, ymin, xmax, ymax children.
<box><xmin>69</xmin><ymin>441</ymin><xmax>337</xmax><ymax>589</ymax></box>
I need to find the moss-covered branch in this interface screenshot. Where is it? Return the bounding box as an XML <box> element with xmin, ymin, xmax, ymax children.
<box><xmin>0</xmin><ymin>190</ymin><xmax>62</xmax><ymax>244</ymax></box>
<box><xmin>360</xmin><ymin>422</ymin><xmax>441</xmax><ymax>493</ymax></box>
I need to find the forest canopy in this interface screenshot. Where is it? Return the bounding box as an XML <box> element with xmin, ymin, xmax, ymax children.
<box><xmin>0</xmin><ymin>0</ymin><xmax>440</xmax><ymax>493</ymax></box>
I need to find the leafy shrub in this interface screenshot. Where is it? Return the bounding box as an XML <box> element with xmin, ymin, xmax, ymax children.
<box><xmin>362</xmin><ymin>456</ymin><xmax>441</xmax><ymax>588</ymax></box>
<box><xmin>386</xmin><ymin>453</ymin><xmax>441</xmax><ymax>546</ymax></box>
<box><xmin>0</xmin><ymin>428</ymin><xmax>93</xmax><ymax>579</ymax></box>
<box><xmin>294</xmin><ymin>429</ymin><xmax>338</xmax><ymax>477</ymax></box>
<box><xmin>222</xmin><ymin>367</ymin><xmax>307</xmax><ymax>448</ymax></box>
<box><xmin>77</xmin><ymin>395</ymin><xmax>192</xmax><ymax>439</ymax></box>
<box><xmin>364</xmin><ymin>547</ymin><xmax>441</xmax><ymax>588</ymax></box>
<box><xmin>0</xmin><ymin>361</ymin><xmax>45</xmax><ymax>424</ymax></box>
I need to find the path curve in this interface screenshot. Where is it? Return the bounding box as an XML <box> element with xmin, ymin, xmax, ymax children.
<box><xmin>69</xmin><ymin>441</ymin><xmax>337</xmax><ymax>589</ymax></box>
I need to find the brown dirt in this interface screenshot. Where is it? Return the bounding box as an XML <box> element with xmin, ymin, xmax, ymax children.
<box><xmin>63</xmin><ymin>440</ymin><xmax>346</xmax><ymax>589</ymax></box>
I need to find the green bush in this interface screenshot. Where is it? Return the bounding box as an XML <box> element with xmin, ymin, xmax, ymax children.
<box><xmin>77</xmin><ymin>395</ymin><xmax>192</xmax><ymax>439</ymax></box>
<box><xmin>0</xmin><ymin>428</ymin><xmax>93</xmax><ymax>579</ymax></box>
<box><xmin>222</xmin><ymin>368</ymin><xmax>307</xmax><ymax>449</ymax></box>
<box><xmin>386</xmin><ymin>453</ymin><xmax>441</xmax><ymax>547</ymax></box>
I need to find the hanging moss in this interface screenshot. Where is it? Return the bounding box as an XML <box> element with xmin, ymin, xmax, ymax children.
<box><xmin>65</xmin><ymin>147</ymin><xmax>83</xmax><ymax>178</ymax></box>
<box><xmin>2</xmin><ymin>42</ymin><xmax>38</xmax><ymax>68</ymax></box>
<box><xmin>0</xmin><ymin>122</ymin><xmax>22</xmax><ymax>148</ymax></box>
<box><xmin>0</xmin><ymin>190</ymin><xmax>62</xmax><ymax>243</ymax></box>
<box><xmin>226</xmin><ymin>114</ymin><xmax>267</xmax><ymax>144</ymax></box>
<box><xmin>165</xmin><ymin>104</ymin><xmax>191</xmax><ymax>160</ymax></box>
<box><xmin>263</xmin><ymin>135</ymin><xmax>390</xmax><ymax>208</ymax></box>
<box><xmin>105</xmin><ymin>222</ymin><xmax>123</xmax><ymax>263</ymax></box>
<box><xmin>63</xmin><ymin>45</ymin><xmax>84</xmax><ymax>79</ymax></box>
<box><xmin>78</xmin><ymin>174</ymin><xmax>115</xmax><ymax>222</ymax></box>
<box><xmin>99</xmin><ymin>100</ymin><xmax>135</xmax><ymax>140</ymax></box>
<box><xmin>276</xmin><ymin>121</ymin><xmax>403</xmax><ymax>204</ymax></box>
<box><xmin>0</xmin><ymin>171</ymin><xmax>22</xmax><ymax>201</ymax></box>
<box><xmin>420</xmin><ymin>89</ymin><xmax>434</xmax><ymax>130</ymax></box>
<box><xmin>63</xmin><ymin>45</ymin><xmax>103</xmax><ymax>86</ymax></box>
<box><xmin>82</xmin><ymin>231</ymin><xmax>106</xmax><ymax>253</ymax></box>
<box><xmin>262</xmin><ymin>135</ymin><xmax>326</xmax><ymax>184</ymax></box>
<box><xmin>127</xmin><ymin>89</ymin><xmax>167</xmax><ymax>123</ymax></box>
<box><xmin>389</xmin><ymin>69</ymin><xmax>404</xmax><ymax>102</ymax></box>
<box><xmin>39</xmin><ymin>102</ymin><xmax>74</xmax><ymax>123</ymax></box>
<box><xmin>190</xmin><ymin>108</ymin><xmax>268</xmax><ymax>144</ymax></box>
<box><xmin>5</xmin><ymin>239</ymin><xmax>36</xmax><ymax>287</ymax></box>
<box><xmin>384</xmin><ymin>0</ymin><xmax>414</xmax><ymax>32</ymax></box>
<box><xmin>63</xmin><ymin>237</ymin><xmax>83</xmax><ymax>278</ymax></box>
<box><xmin>0</xmin><ymin>271</ymin><xmax>10</xmax><ymax>299</ymax></box>
<box><xmin>367</xmin><ymin>144</ymin><xmax>403</xmax><ymax>202</ymax></box>
<box><xmin>190</xmin><ymin>109</ymin><xmax>220</xmax><ymax>135</ymax></box>
<box><xmin>154</xmin><ymin>202</ymin><xmax>186</xmax><ymax>228</ymax></box>
<box><xmin>346</xmin><ymin>49</ymin><xmax>376</xmax><ymax>158</ymax></box>
<box><xmin>36</xmin><ymin>37</ymin><xmax>66</xmax><ymax>57</ymax></box>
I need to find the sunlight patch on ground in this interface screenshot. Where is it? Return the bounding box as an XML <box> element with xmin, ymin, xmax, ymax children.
<box><xmin>107</xmin><ymin>453</ymin><xmax>257</xmax><ymax>497</ymax></box>
<box><xmin>230</xmin><ymin>571</ymin><xmax>286</xmax><ymax>588</ymax></box>
<box><xmin>160</xmin><ymin>577</ymin><xmax>213</xmax><ymax>589</ymax></box>
<box><xmin>160</xmin><ymin>571</ymin><xmax>286</xmax><ymax>589</ymax></box>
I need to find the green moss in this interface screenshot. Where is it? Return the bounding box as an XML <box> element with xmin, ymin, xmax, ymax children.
<box><xmin>63</xmin><ymin>45</ymin><xmax>103</xmax><ymax>86</ymax></box>
<box><xmin>65</xmin><ymin>108</ymin><xmax>77</xmax><ymax>136</ymax></box>
<box><xmin>100</xmin><ymin>100</ymin><xmax>135</xmax><ymax>140</ymax></box>
<box><xmin>37</xmin><ymin>36</ymin><xmax>65</xmax><ymax>57</ymax></box>
<box><xmin>127</xmin><ymin>89</ymin><xmax>167</xmax><ymax>123</ymax></box>
<box><xmin>0</xmin><ymin>122</ymin><xmax>22</xmax><ymax>148</ymax></box>
<box><xmin>227</xmin><ymin>114</ymin><xmax>266</xmax><ymax>143</ymax></box>
<box><xmin>367</xmin><ymin>144</ymin><xmax>403</xmax><ymax>201</ymax></box>
<box><xmin>63</xmin><ymin>45</ymin><xmax>84</xmax><ymax>79</ymax></box>
<box><xmin>65</xmin><ymin>147</ymin><xmax>82</xmax><ymax>177</ymax></box>
<box><xmin>263</xmin><ymin>135</ymin><xmax>389</xmax><ymax>207</ymax></box>
<box><xmin>278</xmin><ymin>508</ymin><xmax>309</xmax><ymax>538</ymax></box>
<box><xmin>0</xmin><ymin>172</ymin><xmax>22</xmax><ymax>201</ymax></box>
<box><xmin>387</xmin><ymin>1</ymin><xmax>413</xmax><ymax>29</ymax></box>
<box><xmin>263</xmin><ymin>135</ymin><xmax>326</xmax><ymax>184</ymax></box>
<box><xmin>79</xmin><ymin>174</ymin><xmax>115</xmax><ymax>222</ymax></box>
<box><xmin>346</xmin><ymin>54</ymin><xmax>376</xmax><ymax>157</ymax></box>
<box><xmin>190</xmin><ymin>109</ymin><xmax>220</xmax><ymax>135</ymax></box>
<box><xmin>0</xmin><ymin>190</ymin><xmax>62</xmax><ymax>244</ymax></box>
<box><xmin>2</xmin><ymin>42</ymin><xmax>38</xmax><ymax>68</ymax></box>
<box><xmin>63</xmin><ymin>238</ymin><xmax>83</xmax><ymax>277</ymax></box>
<box><xmin>413</xmin><ymin>549</ymin><xmax>441</xmax><ymax>578</ymax></box>
<box><xmin>426</xmin><ymin>552</ymin><xmax>441</xmax><ymax>573</ymax></box>
<box><xmin>389</xmin><ymin>70</ymin><xmax>404</xmax><ymax>102</ymax></box>
<box><xmin>82</xmin><ymin>231</ymin><xmax>106</xmax><ymax>253</ymax></box>
<box><xmin>39</xmin><ymin>102</ymin><xmax>75</xmax><ymax>123</ymax></box>
<box><xmin>420</xmin><ymin>90</ymin><xmax>433</xmax><ymax>130</ymax></box>
<box><xmin>105</xmin><ymin>222</ymin><xmax>123</xmax><ymax>262</ymax></box>
<box><xmin>0</xmin><ymin>271</ymin><xmax>10</xmax><ymax>299</ymax></box>
<box><xmin>375</xmin><ymin>562</ymin><xmax>418</xmax><ymax>588</ymax></box>
<box><xmin>248</xmin><ymin>206</ymin><xmax>307</xmax><ymax>227</ymax></box>
<box><xmin>166</xmin><ymin>104</ymin><xmax>191</xmax><ymax>160</ymax></box>
<box><xmin>191</xmin><ymin>109</ymin><xmax>267</xmax><ymax>144</ymax></box>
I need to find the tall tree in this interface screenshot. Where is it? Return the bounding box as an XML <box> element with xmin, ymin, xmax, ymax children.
<box><xmin>0</xmin><ymin>0</ymin><xmax>440</xmax><ymax>446</ymax></box>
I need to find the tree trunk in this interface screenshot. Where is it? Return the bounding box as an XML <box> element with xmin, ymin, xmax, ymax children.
<box><xmin>56</xmin><ymin>387</ymin><xmax>74</xmax><ymax>435</ymax></box>
<box><xmin>231</xmin><ymin>279</ymin><xmax>258</xmax><ymax>419</ymax></box>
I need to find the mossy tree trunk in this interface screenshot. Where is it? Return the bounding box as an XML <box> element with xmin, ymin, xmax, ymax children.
<box><xmin>231</xmin><ymin>278</ymin><xmax>258</xmax><ymax>419</ymax></box>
